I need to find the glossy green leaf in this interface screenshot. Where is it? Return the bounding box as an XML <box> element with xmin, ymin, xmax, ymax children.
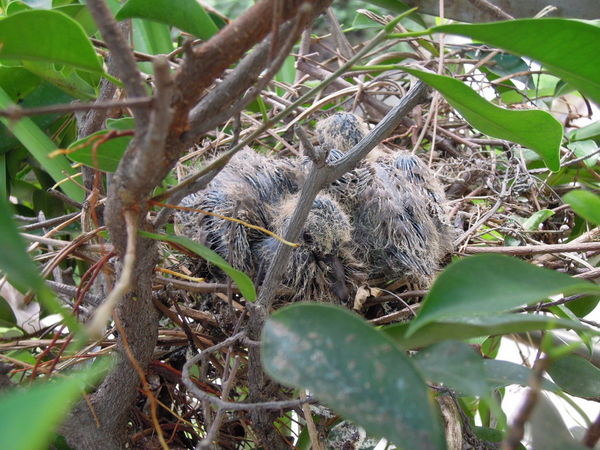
<box><xmin>66</xmin><ymin>130</ymin><xmax>131</xmax><ymax>172</ymax></box>
<box><xmin>385</xmin><ymin>314</ymin><xmax>593</xmax><ymax>350</ymax></box>
<box><xmin>565</xmin><ymin>295</ymin><xmax>600</xmax><ymax>318</ymax></box>
<box><xmin>402</xmin><ymin>68</ymin><xmax>563</xmax><ymax>171</ymax></box>
<box><xmin>116</xmin><ymin>0</ymin><xmax>218</xmax><ymax>40</ymax></box>
<box><xmin>0</xmin><ymin>10</ymin><xmax>102</xmax><ymax>73</ymax></box>
<box><xmin>407</xmin><ymin>254</ymin><xmax>600</xmax><ymax>335</ymax></box>
<box><xmin>0</xmin><ymin>86</ymin><xmax>84</xmax><ymax>202</ymax></box>
<box><xmin>434</xmin><ymin>19</ymin><xmax>600</xmax><ymax>105</ymax></box>
<box><xmin>521</xmin><ymin>209</ymin><xmax>554</xmax><ymax>231</ymax></box>
<box><xmin>530</xmin><ymin>395</ymin><xmax>588</xmax><ymax>450</ymax></box>
<box><xmin>55</xmin><ymin>4</ymin><xmax>97</xmax><ymax>36</ymax></box>
<box><xmin>413</xmin><ymin>341</ymin><xmax>489</xmax><ymax>396</ymax></box>
<box><xmin>569</xmin><ymin>120</ymin><xmax>600</xmax><ymax>142</ymax></box>
<box><xmin>0</xmin><ymin>195</ymin><xmax>51</xmax><ymax>295</ymax></box>
<box><xmin>139</xmin><ymin>231</ymin><xmax>256</xmax><ymax>301</ymax></box>
<box><xmin>0</xmin><ymin>79</ymin><xmax>74</xmax><ymax>154</ymax></box>
<box><xmin>563</xmin><ymin>190</ymin><xmax>600</xmax><ymax>225</ymax></box>
<box><xmin>484</xmin><ymin>360</ymin><xmax>558</xmax><ymax>392</ymax></box>
<box><xmin>262</xmin><ymin>303</ymin><xmax>446</xmax><ymax>450</ymax></box>
<box><xmin>0</xmin><ymin>197</ymin><xmax>78</xmax><ymax>329</ymax></box>
<box><xmin>547</xmin><ymin>355</ymin><xmax>600</xmax><ymax>399</ymax></box>
<box><xmin>567</xmin><ymin>140</ymin><xmax>599</xmax><ymax>167</ymax></box>
<box><xmin>0</xmin><ymin>359</ymin><xmax>110</xmax><ymax>450</ymax></box>
<box><xmin>6</xmin><ymin>1</ymin><xmax>32</xmax><ymax>15</ymax></box>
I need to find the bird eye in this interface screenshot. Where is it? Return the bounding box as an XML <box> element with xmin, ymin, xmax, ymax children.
<box><xmin>302</xmin><ymin>232</ymin><xmax>313</xmax><ymax>244</ymax></box>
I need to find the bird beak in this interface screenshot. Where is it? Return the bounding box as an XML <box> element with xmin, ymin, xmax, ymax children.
<box><xmin>321</xmin><ymin>255</ymin><xmax>349</xmax><ymax>302</ymax></box>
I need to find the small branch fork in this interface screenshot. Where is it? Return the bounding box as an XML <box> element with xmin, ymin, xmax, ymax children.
<box><xmin>181</xmin><ymin>331</ymin><xmax>312</xmax><ymax>448</ymax></box>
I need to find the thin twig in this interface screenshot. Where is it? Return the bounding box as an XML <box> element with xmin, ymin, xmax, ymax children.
<box><xmin>501</xmin><ymin>359</ymin><xmax>548</xmax><ymax>450</ymax></box>
<box><xmin>113</xmin><ymin>314</ymin><xmax>168</xmax><ymax>450</ymax></box>
<box><xmin>182</xmin><ymin>332</ymin><xmax>313</xmax><ymax>411</ymax></box>
<box><xmin>88</xmin><ymin>211</ymin><xmax>137</xmax><ymax>339</ymax></box>
<box><xmin>0</xmin><ymin>98</ymin><xmax>153</xmax><ymax>120</ymax></box>
<box><xmin>464</xmin><ymin>241</ymin><xmax>600</xmax><ymax>256</ymax></box>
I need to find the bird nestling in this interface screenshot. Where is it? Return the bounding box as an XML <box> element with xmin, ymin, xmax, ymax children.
<box><xmin>316</xmin><ymin>112</ymin><xmax>454</xmax><ymax>285</ymax></box>
<box><xmin>176</xmin><ymin>149</ymin><xmax>364</xmax><ymax>304</ymax></box>
<box><xmin>176</xmin><ymin>112</ymin><xmax>453</xmax><ymax>304</ymax></box>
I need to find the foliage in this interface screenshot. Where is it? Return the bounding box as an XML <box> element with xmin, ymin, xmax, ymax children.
<box><xmin>0</xmin><ymin>1</ymin><xmax>598</xmax><ymax>449</ymax></box>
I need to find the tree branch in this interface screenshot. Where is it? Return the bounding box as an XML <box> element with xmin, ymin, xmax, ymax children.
<box><xmin>86</xmin><ymin>0</ymin><xmax>149</xmax><ymax>129</ymax></box>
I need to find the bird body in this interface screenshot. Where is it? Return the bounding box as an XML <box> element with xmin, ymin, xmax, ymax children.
<box><xmin>176</xmin><ymin>112</ymin><xmax>453</xmax><ymax>304</ymax></box>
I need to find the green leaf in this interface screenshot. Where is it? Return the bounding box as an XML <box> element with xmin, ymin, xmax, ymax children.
<box><xmin>407</xmin><ymin>254</ymin><xmax>600</xmax><ymax>335</ymax></box>
<box><xmin>521</xmin><ymin>209</ymin><xmax>554</xmax><ymax>231</ymax></box>
<box><xmin>563</xmin><ymin>190</ymin><xmax>600</xmax><ymax>225</ymax></box>
<box><xmin>261</xmin><ymin>303</ymin><xmax>446</xmax><ymax>450</ymax></box>
<box><xmin>0</xmin><ymin>195</ymin><xmax>79</xmax><ymax>331</ymax></box>
<box><xmin>132</xmin><ymin>18</ymin><xmax>172</xmax><ymax>56</ymax></box>
<box><xmin>402</xmin><ymin>67</ymin><xmax>563</xmax><ymax>171</ymax></box>
<box><xmin>413</xmin><ymin>340</ymin><xmax>489</xmax><ymax>396</ymax></box>
<box><xmin>116</xmin><ymin>0</ymin><xmax>218</xmax><ymax>40</ymax></box>
<box><xmin>567</xmin><ymin>140</ymin><xmax>599</xmax><ymax>167</ymax></box>
<box><xmin>0</xmin><ymin>296</ymin><xmax>17</xmax><ymax>327</ymax></box>
<box><xmin>565</xmin><ymin>295</ymin><xmax>600</xmax><ymax>318</ymax></box>
<box><xmin>0</xmin><ymin>10</ymin><xmax>102</xmax><ymax>73</ymax></box>
<box><xmin>547</xmin><ymin>354</ymin><xmax>600</xmax><ymax>399</ymax></box>
<box><xmin>66</xmin><ymin>130</ymin><xmax>131</xmax><ymax>172</ymax></box>
<box><xmin>54</xmin><ymin>4</ymin><xmax>97</xmax><ymax>36</ymax></box>
<box><xmin>434</xmin><ymin>19</ymin><xmax>600</xmax><ymax>105</ymax></box>
<box><xmin>530</xmin><ymin>395</ymin><xmax>588</xmax><ymax>450</ymax></box>
<box><xmin>0</xmin><ymin>195</ymin><xmax>51</xmax><ymax>295</ymax></box>
<box><xmin>0</xmin><ymin>359</ymin><xmax>111</xmax><ymax>450</ymax></box>
<box><xmin>139</xmin><ymin>231</ymin><xmax>256</xmax><ymax>301</ymax></box>
<box><xmin>0</xmin><ymin>86</ymin><xmax>84</xmax><ymax>202</ymax></box>
<box><xmin>483</xmin><ymin>360</ymin><xmax>558</xmax><ymax>392</ymax></box>
<box><xmin>569</xmin><ymin>120</ymin><xmax>600</xmax><ymax>142</ymax></box>
<box><xmin>385</xmin><ymin>314</ymin><xmax>593</xmax><ymax>350</ymax></box>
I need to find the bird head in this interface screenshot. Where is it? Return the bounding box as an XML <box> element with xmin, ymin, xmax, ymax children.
<box><xmin>316</xmin><ymin>112</ymin><xmax>368</xmax><ymax>152</ymax></box>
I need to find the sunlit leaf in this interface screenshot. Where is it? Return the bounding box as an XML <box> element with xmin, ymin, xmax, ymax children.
<box><xmin>0</xmin><ymin>86</ymin><xmax>84</xmax><ymax>202</ymax></box>
<box><xmin>66</xmin><ymin>131</ymin><xmax>131</xmax><ymax>173</ymax></box>
<box><xmin>0</xmin><ymin>359</ymin><xmax>111</xmax><ymax>450</ymax></box>
<box><xmin>116</xmin><ymin>0</ymin><xmax>218</xmax><ymax>39</ymax></box>
<box><xmin>385</xmin><ymin>314</ymin><xmax>593</xmax><ymax>350</ymax></box>
<box><xmin>567</xmin><ymin>140</ymin><xmax>599</xmax><ymax>167</ymax></box>
<box><xmin>262</xmin><ymin>303</ymin><xmax>445</xmax><ymax>449</ymax></box>
<box><xmin>434</xmin><ymin>19</ymin><xmax>600</xmax><ymax>105</ymax></box>
<box><xmin>521</xmin><ymin>209</ymin><xmax>554</xmax><ymax>231</ymax></box>
<box><xmin>402</xmin><ymin>68</ymin><xmax>563</xmax><ymax>171</ymax></box>
<box><xmin>407</xmin><ymin>255</ymin><xmax>600</xmax><ymax>335</ymax></box>
<box><xmin>139</xmin><ymin>231</ymin><xmax>256</xmax><ymax>301</ymax></box>
<box><xmin>0</xmin><ymin>10</ymin><xmax>102</xmax><ymax>73</ymax></box>
<box><xmin>563</xmin><ymin>190</ymin><xmax>600</xmax><ymax>225</ymax></box>
<box><xmin>569</xmin><ymin>120</ymin><xmax>600</xmax><ymax>142</ymax></box>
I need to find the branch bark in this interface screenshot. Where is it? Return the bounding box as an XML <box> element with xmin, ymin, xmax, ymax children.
<box><xmin>63</xmin><ymin>1</ymin><xmax>333</xmax><ymax>448</ymax></box>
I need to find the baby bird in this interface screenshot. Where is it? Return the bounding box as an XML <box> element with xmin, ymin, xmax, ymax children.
<box><xmin>316</xmin><ymin>112</ymin><xmax>453</xmax><ymax>285</ymax></box>
<box><xmin>176</xmin><ymin>149</ymin><xmax>363</xmax><ymax>303</ymax></box>
<box><xmin>257</xmin><ymin>193</ymin><xmax>363</xmax><ymax>303</ymax></box>
<box><xmin>177</xmin><ymin>148</ymin><xmax>300</xmax><ymax>278</ymax></box>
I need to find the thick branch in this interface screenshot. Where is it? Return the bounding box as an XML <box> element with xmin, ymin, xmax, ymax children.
<box><xmin>86</xmin><ymin>0</ymin><xmax>149</xmax><ymax>129</ymax></box>
<box><xmin>169</xmin><ymin>0</ymin><xmax>332</xmax><ymax>137</ymax></box>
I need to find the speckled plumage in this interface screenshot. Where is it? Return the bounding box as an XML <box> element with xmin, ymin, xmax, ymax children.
<box><xmin>257</xmin><ymin>193</ymin><xmax>363</xmax><ymax>303</ymax></box>
<box><xmin>176</xmin><ymin>149</ymin><xmax>364</xmax><ymax>302</ymax></box>
<box><xmin>317</xmin><ymin>112</ymin><xmax>454</xmax><ymax>284</ymax></box>
<box><xmin>177</xmin><ymin>149</ymin><xmax>300</xmax><ymax>278</ymax></box>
